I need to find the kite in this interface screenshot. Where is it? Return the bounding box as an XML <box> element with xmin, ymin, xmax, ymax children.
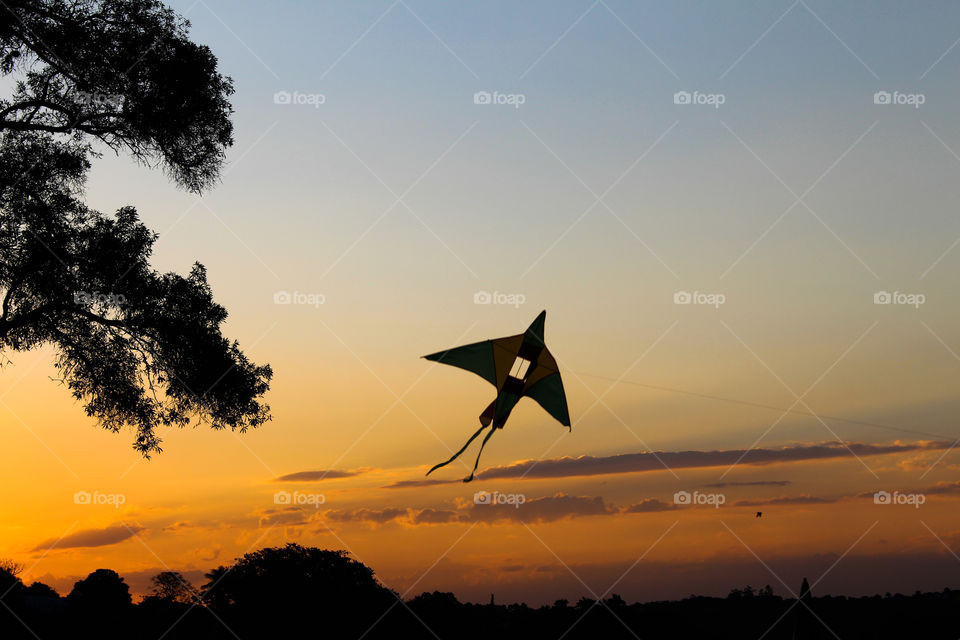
<box><xmin>423</xmin><ymin>310</ymin><xmax>571</xmax><ymax>482</ymax></box>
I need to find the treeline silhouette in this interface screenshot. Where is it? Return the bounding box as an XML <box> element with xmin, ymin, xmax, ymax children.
<box><xmin>0</xmin><ymin>545</ymin><xmax>957</xmax><ymax>639</ymax></box>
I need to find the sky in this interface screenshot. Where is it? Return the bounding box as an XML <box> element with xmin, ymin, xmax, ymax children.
<box><xmin>2</xmin><ymin>0</ymin><xmax>960</xmax><ymax>605</ymax></box>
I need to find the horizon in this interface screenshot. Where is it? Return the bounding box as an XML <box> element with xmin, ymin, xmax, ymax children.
<box><xmin>13</xmin><ymin>537</ymin><xmax>960</xmax><ymax>606</ymax></box>
<box><xmin>2</xmin><ymin>0</ymin><xmax>960</xmax><ymax>614</ymax></box>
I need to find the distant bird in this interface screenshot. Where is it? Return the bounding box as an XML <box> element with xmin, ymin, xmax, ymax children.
<box><xmin>756</xmin><ymin>511</ymin><xmax>763</xmax><ymax>518</ymax></box>
<box><xmin>423</xmin><ymin>311</ymin><xmax>571</xmax><ymax>482</ymax></box>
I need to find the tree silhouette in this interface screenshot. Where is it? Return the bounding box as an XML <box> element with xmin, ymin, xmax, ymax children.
<box><xmin>202</xmin><ymin>544</ymin><xmax>399</xmax><ymax>637</ymax></box>
<box><xmin>67</xmin><ymin>568</ymin><xmax>131</xmax><ymax>611</ymax></box>
<box><xmin>24</xmin><ymin>581</ymin><xmax>58</xmax><ymax>598</ymax></box>
<box><xmin>2</xmin><ymin>545</ymin><xmax>960</xmax><ymax>639</ymax></box>
<box><xmin>0</xmin><ymin>0</ymin><xmax>271</xmax><ymax>455</ymax></box>
<box><xmin>0</xmin><ymin>558</ymin><xmax>24</xmax><ymax>606</ymax></box>
<box><xmin>202</xmin><ymin>544</ymin><xmax>394</xmax><ymax>608</ymax></box>
<box><xmin>407</xmin><ymin>590</ymin><xmax>463</xmax><ymax>638</ymax></box>
<box><xmin>144</xmin><ymin>571</ymin><xmax>196</xmax><ymax>605</ymax></box>
<box><xmin>0</xmin><ymin>0</ymin><xmax>234</xmax><ymax>192</ymax></box>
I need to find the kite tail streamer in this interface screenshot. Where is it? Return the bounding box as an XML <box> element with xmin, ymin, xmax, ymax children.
<box><xmin>463</xmin><ymin>423</ymin><xmax>498</xmax><ymax>483</ymax></box>
<box><xmin>426</xmin><ymin>423</ymin><xmax>490</xmax><ymax>476</ymax></box>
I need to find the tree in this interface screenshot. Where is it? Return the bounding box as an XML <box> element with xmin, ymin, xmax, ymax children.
<box><xmin>24</xmin><ymin>581</ymin><xmax>59</xmax><ymax>598</ymax></box>
<box><xmin>201</xmin><ymin>544</ymin><xmax>393</xmax><ymax>609</ymax></box>
<box><xmin>728</xmin><ymin>585</ymin><xmax>756</xmax><ymax>599</ymax></box>
<box><xmin>67</xmin><ymin>568</ymin><xmax>131</xmax><ymax>611</ymax></box>
<box><xmin>201</xmin><ymin>544</ymin><xmax>399</xmax><ymax>636</ymax></box>
<box><xmin>145</xmin><ymin>570</ymin><xmax>196</xmax><ymax>605</ymax></box>
<box><xmin>408</xmin><ymin>590</ymin><xmax>460</xmax><ymax>608</ymax></box>
<box><xmin>603</xmin><ymin>593</ymin><xmax>627</xmax><ymax>609</ymax></box>
<box><xmin>0</xmin><ymin>558</ymin><xmax>24</xmax><ymax>603</ymax></box>
<box><xmin>0</xmin><ymin>0</ymin><xmax>271</xmax><ymax>455</ymax></box>
<box><xmin>0</xmin><ymin>0</ymin><xmax>234</xmax><ymax>192</ymax></box>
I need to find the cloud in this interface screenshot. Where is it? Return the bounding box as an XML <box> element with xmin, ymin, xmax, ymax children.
<box><xmin>623</xmin><ymin>498</ymin><xmax>676</xmax><ymax>513</ymax></box>
<box><xmin>733</xmin><ymin>495</ymin><xmax>836</xmax><ymax>507</ymax></box>
<box><xmin>32</xmin><ymin>523</ymin><xmax>144</xmax><ymax>551</ymax></box>
<box><xmin>467</xmin><ymin>494</ymin><xmax>615</xmax><ymax>524</ymax></box>
<box><xmin>467</xmin><ymin>441</ymin><xmax>952</xmax><ymax>481</ymax></box>
<box><xmin>162</xmin><ymin>521</ymin><xmax>195</xmax><ymax>533</ymax></box>
<box><xmin>274</xmin><ymin>469</ymin><xmax>365</xmax><ymax>482</ymax></box>
<box><xmin>384</xmin><ymin>478</ymin><xmax>454</xmax><ymax>489</ymax></box>
<box><xmin>257</xmin><ymin>506</ymin><xmax>317</xmax><ymax>528</ymax></box>
<box><xmin>704</xmin><ymin>480</ymin><xmax>791</xmax><ymax>488</ymax></box>
<box><xmin>194</xmin><ymin>545</ymin><xmax>222</xmax><ymax>563</ymax></box>
<box><xmin>410</xmin><ymin>508</ymin><xmax>459</xmax><ymax>525</ymax></box>
<box><xmin>157</xmin><ymin>518</ymin><xmax>240</xmax><ymax>534</ymax></box>
<box><xmin>323</xmin><ymin>494</ymin><xmax>617</xmax><ymax>527</ymax></box>
<box><xmin>855</xmin><ymin>481</ymin><xmax>960</xmax><ymax>501</ymax></box>
<box><xmin>325</xmin><ymin>507</ymin><xmax>408</xmax><ymax>525</ymax></box>
<box><xmin>922</xmin><ymin>481</ymin><xmax>960</xmax><ymax>495</ymax></box>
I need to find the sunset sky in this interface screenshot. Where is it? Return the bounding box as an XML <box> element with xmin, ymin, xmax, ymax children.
<box><xmin>2</xmin><ymin>0</ymin><xmax>960</xmax><ymax>604</ymax></box>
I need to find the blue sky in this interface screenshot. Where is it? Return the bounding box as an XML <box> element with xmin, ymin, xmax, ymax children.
<box><xmin>81</xmin><ymin>1</ymin><xmax>960</xmax><ymax>454</ymax></box>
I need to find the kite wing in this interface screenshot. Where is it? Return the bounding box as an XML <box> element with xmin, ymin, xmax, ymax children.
<box><xmin>525</xmin><ymin>372</ymin><xmax>571</xmax><ymax>427</ymax></box>
<box><xmin>522</xmin><ymin>347</ymin><xmax>571</xmax><ymax>427</ymax></box>
<box><xmin>423</xmin><ymin>339</ymin><xmax>498</xmax><ymax>387</ymax></box>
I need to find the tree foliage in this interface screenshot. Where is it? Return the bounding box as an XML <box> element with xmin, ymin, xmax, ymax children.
<box><xmin>0</xmin><ymin>0</ymin><xmax>234</xmax><ymax>191</ymax></box>
<box><xmin>145</xmin><ymin>570</ymin><xmax>196</xmax><ymax>605</ymax></box>
<box><xmin>201</xmin><ymin>543</ymin><xmax>393</xmax><ymax>610</ymax></box>
<box><xmin>67</xmin><ymin>568</ymin><xmax>131</xmax><ymax>611</ymax></box>
<box><xmin>0</xmin><ymin>0</ymin><xmax>271</xmax><ymax>455</ymax></box>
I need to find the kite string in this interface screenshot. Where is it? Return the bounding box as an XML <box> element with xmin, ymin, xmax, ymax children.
<box><xmin>572</xmin><ymin>371</ymin><xmax>955</xmax><ymax>442</ymax></box>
